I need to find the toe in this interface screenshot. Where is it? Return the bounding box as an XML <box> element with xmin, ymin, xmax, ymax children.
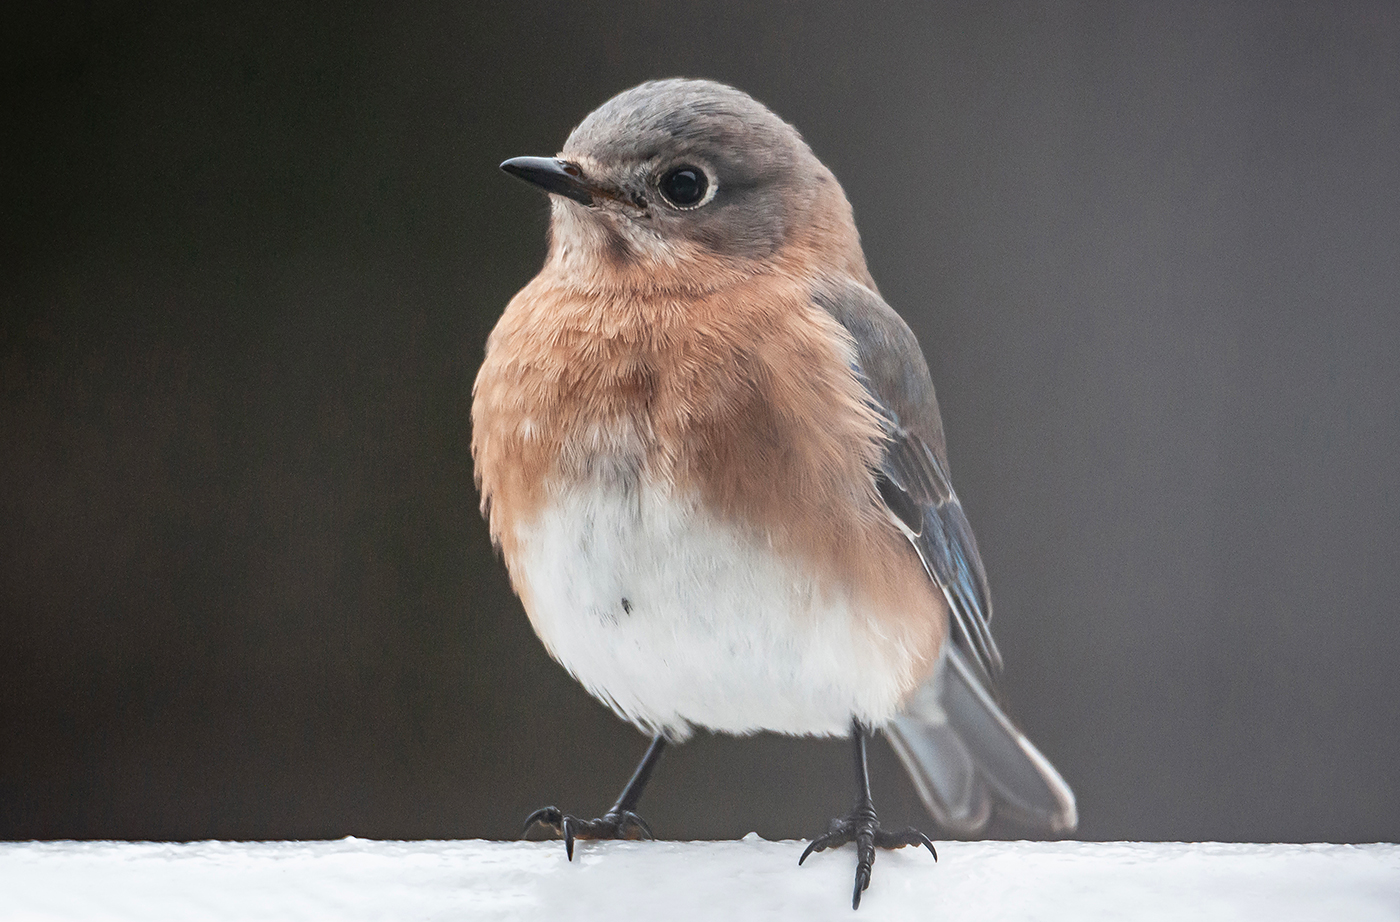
<box><xmin>618</xmin><ymin>810</ymin><xmax>654</xmax><ymax>840</ymax></box>
<box><xmin>799</xmin><ymin>832</ymin><xmax>839</xmax><ymax>865</ymax></box>
<box><xmin>521</xmin><ymin>806</ymin><xmax>564</xmax><ymax>838</ymax></box>
<box><xmin>851</xmin><ymin>864</ymin><xmax>871</xmax><ymax>910</ymax></box>
<box><xmin>562</xmin><ymin>816</ymin><xmax>577</xmax><ymax>861</ymax></box>
<box><xmin>874</xmin><ymin>826</ymin><xmax>938</xmax><ymax>861</ymax></box>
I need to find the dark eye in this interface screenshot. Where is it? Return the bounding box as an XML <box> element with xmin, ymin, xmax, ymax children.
<box><xmin>658</xmin><ymin>165</ymin><xmax>709</xmax><ymax>208</ymax></box>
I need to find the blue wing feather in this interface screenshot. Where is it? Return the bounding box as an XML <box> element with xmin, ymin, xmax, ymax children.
<box><xmin>815</xmin><ymin>281</ymin><xmax>1076</xmax><ymax>834</ymax></box>
<box><xmin>816</xmin><ymin>282</ymin><xmax>1003</xmax><ymax>695</ymax></box>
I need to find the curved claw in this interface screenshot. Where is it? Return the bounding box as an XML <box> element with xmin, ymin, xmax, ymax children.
<box><xmin>799</xmin><ymin>812</ymin><xmax>937</xmax><ymax>909</ymax></box>
<box><xmin>799</xmin><ymin>832</ymin><xmax>838</xmax><ymax>866</ymax></box>
<box><xmin>521</xmin><ymin>806</ymin><xmax>563</xmax><ymax>837</ymax></box>
<box><xmin>562</xmin><ymin>815</ymin><xmax>577</xmax><ymax>861</ymax></box>
<box><xmin>616</xmin><ymin>810</ymin><xmax>655</xmax><ymax>840</ymax></box>
<box><xmin>874</xmin><ymin>826</ymin><xmax>938</xmax><ymax>861</ymax></box>
<box><xmin>852</xmin><ymin>864</ymin><xmax>871</xmax><ymax>910</ymax></box>
<box><xmin>522</xmin><ymin>805</ymin><xmax>657</xmax><ymax>860</ymax></box>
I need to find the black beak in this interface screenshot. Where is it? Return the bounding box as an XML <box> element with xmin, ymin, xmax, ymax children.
<box><xmin>500</xmin><ymin>156</ymin><xmax>595</xmax><ymax>206</ymax></box>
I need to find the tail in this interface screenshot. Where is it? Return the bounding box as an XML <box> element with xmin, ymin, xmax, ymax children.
<box><xmin>885</xmin><ymin>646</ymin><xmax>1077</xmax><ymax>835</ymax></box>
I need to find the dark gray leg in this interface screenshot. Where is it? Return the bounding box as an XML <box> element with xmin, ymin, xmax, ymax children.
<box><xmin>524</xmin><ymin>735</ymin><xmax>667</xmax><ymax>860</ymax></box>
<box><xmin>800</xmin><ymin>719</ymin><xmax>937</xmax><ymax>909</ymax></box>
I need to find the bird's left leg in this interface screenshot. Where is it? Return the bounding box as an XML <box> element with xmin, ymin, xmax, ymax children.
<box><xmin>523</xmin><ymin>734</ymin><xmax>666</xmax><ymax>860</ymax></box>
<box><xmin>800</xmin><ymin>718</ymin><xmax>937</xmax><ymax>909</ymax></box>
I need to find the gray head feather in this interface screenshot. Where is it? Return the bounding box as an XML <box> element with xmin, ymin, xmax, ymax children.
<box><xmin>555</xmin><ymin>78</ymin><xmax>849</xmax><ymax>265</ymax></box>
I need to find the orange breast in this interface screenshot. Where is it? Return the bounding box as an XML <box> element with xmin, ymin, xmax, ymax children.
<box><xmin>471</xmin><ymin>263</ymin><xmax>946</xmax><ymax>684</ymax></box>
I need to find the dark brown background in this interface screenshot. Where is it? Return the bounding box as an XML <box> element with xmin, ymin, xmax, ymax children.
<box><xmin>3</xmin><ymin>1</ymin><xmax>1397</xmax><ymax>843</ymax></box>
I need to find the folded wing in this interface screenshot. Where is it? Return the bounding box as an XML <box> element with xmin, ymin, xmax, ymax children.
<box><xmin>813</xmin><ymin>280</ymin><xmax>1076</xmax><ymax>835</ymax></box>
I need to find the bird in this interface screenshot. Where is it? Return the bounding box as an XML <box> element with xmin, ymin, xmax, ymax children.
<box><xmin>473</xmin><ymin>77</ymin><xmax>1076</xmax><ymax>909</ymax></box>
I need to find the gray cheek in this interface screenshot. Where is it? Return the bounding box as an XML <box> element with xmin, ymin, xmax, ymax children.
<box><xmin>687</xmin><ymin>200</ymin><xmax>788</xmax><ymax>259</ymax></box>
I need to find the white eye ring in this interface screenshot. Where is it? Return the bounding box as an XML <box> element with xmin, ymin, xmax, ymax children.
<box><xmin>656</xmin><ymin>165</ymin><xmax>717</xmax><ymax>210</ymax></box>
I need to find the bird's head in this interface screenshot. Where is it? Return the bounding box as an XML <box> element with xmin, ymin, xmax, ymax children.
<box><xmin>501</xmin><ymin>78</ymin><xmax>871</xmax><ymax>292</ymax></box>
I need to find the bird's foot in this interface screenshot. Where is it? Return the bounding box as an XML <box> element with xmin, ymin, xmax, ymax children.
<box><xmin>799</xmin><ymin>799</ymin><xmax>937</xmax><ymax>909</ymax></box>
<box><xmin>522</xmin><ymin>805</ymin><xmax>655</xmax><ymax>860</ymax></box>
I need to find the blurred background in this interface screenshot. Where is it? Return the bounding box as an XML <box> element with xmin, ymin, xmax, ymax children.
<box><xmin>3</xmin><ymin>0</ymin><xmax>1398</xmax><ymax>845</ymax></box>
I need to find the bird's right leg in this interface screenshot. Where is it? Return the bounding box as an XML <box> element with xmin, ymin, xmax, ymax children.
<box><xmin>523</xmin><ymin>734</ymin><xmax>667</xmax><ymax>859</ymax></box>
<box><xmin>800</xmin><ymin>719</ymin><xmax>937</xmax><ymax>909</ymax></box>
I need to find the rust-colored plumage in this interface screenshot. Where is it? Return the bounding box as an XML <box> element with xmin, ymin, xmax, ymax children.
<box><xmin>473</xmin><ymin>78</ymin><xmax>1075</xmax><ymax>909</ymax></box>
<box><xmin>473</xmin><ymin>233</ymin><xmax>944</xmax><ymax>675</ymax></box>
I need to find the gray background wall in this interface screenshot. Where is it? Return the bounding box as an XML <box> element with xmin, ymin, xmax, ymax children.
<box><xmin>3</xmin><ymin>1</ymin><xmax>1397</xmax><ymax>844</ymax></box>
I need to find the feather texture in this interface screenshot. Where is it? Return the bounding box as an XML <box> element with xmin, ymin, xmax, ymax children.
<box><xmin>815</xmin><ymin>279</ymin><xmax>1075</xmax><ymax>834</ymax></box>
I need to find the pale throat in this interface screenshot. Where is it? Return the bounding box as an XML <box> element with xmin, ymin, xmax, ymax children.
<box><xmin>549</xmin><ymin>202</ymin><xmax>684</xmax><ymax>274</ymax></box>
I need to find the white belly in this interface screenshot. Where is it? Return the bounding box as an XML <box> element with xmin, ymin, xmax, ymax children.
<box><xmin>511</xmin><ymin>475</ymin><xmax>916</xmax><ymax>739</ymax></box>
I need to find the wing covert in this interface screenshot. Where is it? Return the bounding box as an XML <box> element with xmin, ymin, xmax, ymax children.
<box><xmin>813</xmin><ymin>281</ymin><xmax>1004</xmax><ymax>695</ymax></box>
<box><xmin>882</xmin><ymin>419</ymin><xmax>1004</xmax><ymax>692</ymax></box>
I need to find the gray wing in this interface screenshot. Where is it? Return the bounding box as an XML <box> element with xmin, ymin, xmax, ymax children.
<box><xmin>879</xmin><ymin>426</ymin><xmax>1004</xmax><ymax>693</ymax></box>
<box><xmin>812</xmin><ymin>282</ymin><xmax>1003</xmax><ymax>693</ymax></box>
<box><xmin>814</xmin><ymin>280</ymin><xmax>1076</xmax><ymax>835</ymax></box>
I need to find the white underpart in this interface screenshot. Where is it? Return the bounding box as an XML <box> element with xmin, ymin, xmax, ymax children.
<box><xmin>513</xmin><ymin>474</ymin><xmax>917</xmax><ymax>739</ymax></box>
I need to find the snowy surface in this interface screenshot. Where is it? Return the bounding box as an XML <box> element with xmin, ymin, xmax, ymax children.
<box><xmin>1</xmin><ymin>836</ymin><xmax>1396</xmax><ymax>921</ymax></box>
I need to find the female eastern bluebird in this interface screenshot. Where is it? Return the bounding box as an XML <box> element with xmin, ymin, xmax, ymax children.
<box><xmin>473</xmin><ymin>78</ymin><xmax>1075</xmax><ymax>909</ymax></box>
